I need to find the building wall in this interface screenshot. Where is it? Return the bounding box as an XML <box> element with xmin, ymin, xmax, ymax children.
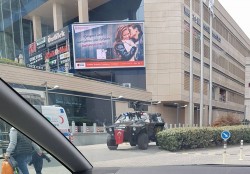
<box><xmin>181</xmin><ymin>0</ymin><xmax>248</xmax><ymax>124</ymax></box>
<box><xmin>116</xmin><ymin>102</ymin><xmax>135</xmax><ymax>116</ymax></box>
<box><xmin>144</xmin><ymin>0</ymin><xmax>183</xmax><ymax>102</ymax></box>
<box><xmin>150</xmin><ymin>104</ymin><xmax>185</xmax><ymax>125</ymax></box>
<box><xmin>245</xmin><ymin>58</ymin><xmax>250</xmax><ymax>120</ymax></box>
<box><xmin>0</xmin><ymin>64</ymin><xmax>151</xmax><ymax>101</ymax></box>
<box><xmin>144</xmin><ymin>0</ymin><xmax>249</xmax><ymax>125</ymax></box>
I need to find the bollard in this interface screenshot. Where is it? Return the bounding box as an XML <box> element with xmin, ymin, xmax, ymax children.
<box><xmin>182</xmin><ymin>124</ymin><xmax>185</xmax><ymax>128</ymax></box>
<box><xmin>223</xmin><ymin>141</ymin><xmax>227</xmax><ymax>164</ymax></box>
<box><xmin>93</xmin><ymin>123</ymin><xmax>97</xmax><ymax>133</ymax></box>
<box><xmin>239</xmin><ymin>140</ymin><xmax>244</xmax><ymax>160</ymax></box>
<box><xmin>179</xmin><ymin>123</ymin><xmax>181</xmax><ymax>128</ymax></box>
<box><xmin>103</xmin><ymin>123</ymin><xmax>106</xmax><ymax>133</ymax></box>
<box><xmin>174</xmin><ymin>124</ymin><xmax>177</xmax><ymax>128</ymax></box>
<box><xmin>170</xmin><ymin>124</ymin><xmax>173</xmax><ymax>129</ymax></box>
<box><xmin>72</xmin><ymin>121</ymin><xmax>75</xmax><ymax>134</ymax></box>
<box><xmin>164</xmin><ymin>123</ymin><xmax>168</xmax><ymax>129</ymax></box>
<box><xmin>83</xmin><ymin>123</ymin><xmax>86</xmax><ymax>133</ymax></box>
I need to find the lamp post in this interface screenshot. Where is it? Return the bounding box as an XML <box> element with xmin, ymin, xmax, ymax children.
<box><xmin>109</xmin><ymin>92</ymin><xmax>123</xmax><ymax>124</ymax></box>
<box><xmin>42</xmin><ymin>82</ymin><xmax>59</xmax><ymax>105</ymax></box>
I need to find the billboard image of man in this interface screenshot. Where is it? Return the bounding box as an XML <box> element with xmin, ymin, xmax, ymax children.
<box><xmin>128</xmin><ymin>24</ymin><xmax>144</xmax><ymax>61</ymax></box>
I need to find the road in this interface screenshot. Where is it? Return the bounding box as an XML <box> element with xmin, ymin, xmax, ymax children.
<box><xmin>2</xmin><ymin>143</ymin><xmax>250</xmax><ymax>173</ymax></box>
<box><xmin>78</xmin><ymin>143</ymin><xmax>250</xmax><ymax>167</ymax></box>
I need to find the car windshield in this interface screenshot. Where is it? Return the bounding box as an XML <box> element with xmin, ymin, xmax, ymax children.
<box><xmin>1</xmin><ymin>0</ymin><xmax>250</xmax><ymax>173</ymax></box>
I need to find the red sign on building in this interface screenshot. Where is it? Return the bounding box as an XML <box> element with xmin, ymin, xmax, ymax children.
<box><xmin>28</xmin><ymin>42</ymin><xmax>37</xmax><ymax>56</ymax></box>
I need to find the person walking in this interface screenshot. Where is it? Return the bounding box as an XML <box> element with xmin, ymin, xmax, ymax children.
<box><xmin>4</xmin><ymin>127</ymin><xmax>42</xmax><ymax>174</ymax></box>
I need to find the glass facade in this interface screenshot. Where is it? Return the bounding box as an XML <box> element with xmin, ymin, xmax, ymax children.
<box><xmin>49</xmin><ymin>93</ymin><xmax>112</xmax><ymax>126</ymax></box>
<box><xmin>0</xmin><ymin>0</ymin><xmax>48</xmax><ymax>60</ymax></box>
<box><xmin>89</xmin><ymin>0</ymin><xmax>144</xmax><ymax>21</ymax></box>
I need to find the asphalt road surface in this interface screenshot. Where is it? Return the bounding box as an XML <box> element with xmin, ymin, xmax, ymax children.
<box><xmin>78</xmin><ymin>143</ymin><xmax>250</xmax><ymax>167</ymax></box>
<box><xmin>2</xmin><ymin>143</ymin><xmax>250</xmax><ymax>173</ymax></box>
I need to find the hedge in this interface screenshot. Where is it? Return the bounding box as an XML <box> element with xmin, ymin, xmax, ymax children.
<box><xmin>156</xmin><ymin>126</ymin><xmax>250</xmax><ymax>151</ymax></box>
<box><xmin>0</xmin><ymin>58</ymin><xmax>25</xmax><ymax>67</ymax></box>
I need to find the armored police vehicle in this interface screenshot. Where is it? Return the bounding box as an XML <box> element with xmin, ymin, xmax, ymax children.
<box><xmin>106</xmin><ymin>112</ymin><xmax>165</xmax><ymax>150</ymax></box>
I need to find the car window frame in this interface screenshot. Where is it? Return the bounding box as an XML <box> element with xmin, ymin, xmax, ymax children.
<box><xmin>0</xmin><ymin>78</ymin><xmax>92</xmax><ymax>173</ymax></box>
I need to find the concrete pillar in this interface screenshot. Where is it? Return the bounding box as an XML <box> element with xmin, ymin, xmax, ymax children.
<box><xmin>78</xmin><ymin>0</ymin><xmax>89</xmax><ymax>23</ymax></box>
<box><xmin>204</xmin><ymin>105</ymin><xmax>209</xmax><ymax>126</ymax></box>
<box><xmin>32</xmin><ymin>15</ymin><xmax>42</xmax><ymax>40</ymax></box>
<box><xmin>185</xmin><ymin>103</ymin><xmax>193</xmax><ymax>126</ymax></box>
<box><xmin>245</xmin><ymin>57</ymin><xmax>250</xmax><ymax>120</ymax></box>
<box><xmin>215</xmin><ymin>87</ymin><xmax>220</xmax><ymax>101</ymax></box>
<box><xmin>53</xmin><ymin>3</ymin><xmax>63</xmax><ymax>31</ymax></box>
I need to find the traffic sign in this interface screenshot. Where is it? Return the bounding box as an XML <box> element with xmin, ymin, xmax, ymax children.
<box><xmin>221</xmin><ymin>130</ymin><xmax>231</xmax><ymax>141</ymax></box>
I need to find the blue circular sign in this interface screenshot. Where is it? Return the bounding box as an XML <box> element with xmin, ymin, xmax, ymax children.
<box><xmin>221</xmin><ymin>130</ymin><xmax>231</xmax><ymax>141</ymax></box>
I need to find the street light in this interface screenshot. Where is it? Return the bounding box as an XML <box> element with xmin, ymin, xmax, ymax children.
<box><xmin>109</xmin><ymin>92</ymin><xmax>123</xmax><ymax>124</ymax></box>
<box><xmin>41</xmin><ymin>82</ymin><xmax>59</xmax><ymax>105</ymax></box>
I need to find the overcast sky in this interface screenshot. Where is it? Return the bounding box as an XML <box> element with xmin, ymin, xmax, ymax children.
<box><xmin>218</xmin><ymin>0</ymin><xmax>250</xmax><ymax>39</ymax></box>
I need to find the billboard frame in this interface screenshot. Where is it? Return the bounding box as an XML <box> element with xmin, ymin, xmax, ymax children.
<box><xmin>72</xmin><ymin>21</ymin><xmax>145</xmax><ymax>70</ymax></box>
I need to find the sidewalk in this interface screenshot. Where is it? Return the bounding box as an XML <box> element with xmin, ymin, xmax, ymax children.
<box><xmin>174</xmin><ymin>143</ymin><xmax>250</xmax><ymax>156</ymax></box>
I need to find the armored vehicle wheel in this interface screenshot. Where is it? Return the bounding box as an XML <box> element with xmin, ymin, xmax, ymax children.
<box><xmin>107</xmin><ymin>135</ymin><xmax>118</xmax><ymax>150</ymax></box>
<box><xmin>130</xmin><ymin>142</ymin><xmax>136</xmax><ymax>146</ymax></box>
<box><xmin>156</xmin><ymin>139</ymin><xmax>159</xmax><ymax>146</ymax></box>
<box><xmin>137</xmin><ymin>133</ymin><xmax>148</xmax><ymax>150</ymax></box>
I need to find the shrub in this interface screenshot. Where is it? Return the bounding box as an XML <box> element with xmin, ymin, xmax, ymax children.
<box><xmin>212</xmin><ymin>115</ymin><xmax>241</xmax><ymax>127</ymax></box>
<box><xmin>157</xmin><ymin>126</ymin><xmax>250</xmax><ymax>152</ymax></box>
<box><xmin>0</xmin><ymin>58</ymin><xmax>25</xmax><ymax>67</ymax></box>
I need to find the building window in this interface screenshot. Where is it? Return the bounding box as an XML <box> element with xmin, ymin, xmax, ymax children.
<box><xmin>212</xmin><ymin>86</ymin><xmax>216</xmax><ymax>100</ymax></box>
<box><xmin>219</xmin><ymin>88</ymin><xmax>226</xmax><ymax>102</ymax></box>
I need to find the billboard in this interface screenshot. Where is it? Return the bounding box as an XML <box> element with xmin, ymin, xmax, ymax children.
<box><xmin>26</xmin><ymin>27</ymin><xmax>70</xmax><ymax>72</ymax></box>
<box><xmin>72</xmin><ymin>22</ymin><xmax>145</xmax><ymax>69</ymax></box>
<box><xmin>46</xmin><ymin>27</ymin><xmax>69</xmax><ymax>47</ymax></box>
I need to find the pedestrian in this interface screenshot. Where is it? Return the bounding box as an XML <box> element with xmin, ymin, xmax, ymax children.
<box><xmin>4</xmin><ymin>127</ymin><xmax>42</xmax><ymax>174</ymax></box>
<box><xmin>29</xmin><ymin>152</ymin><xmax>51</xmax><ymax>174</ymax></box>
